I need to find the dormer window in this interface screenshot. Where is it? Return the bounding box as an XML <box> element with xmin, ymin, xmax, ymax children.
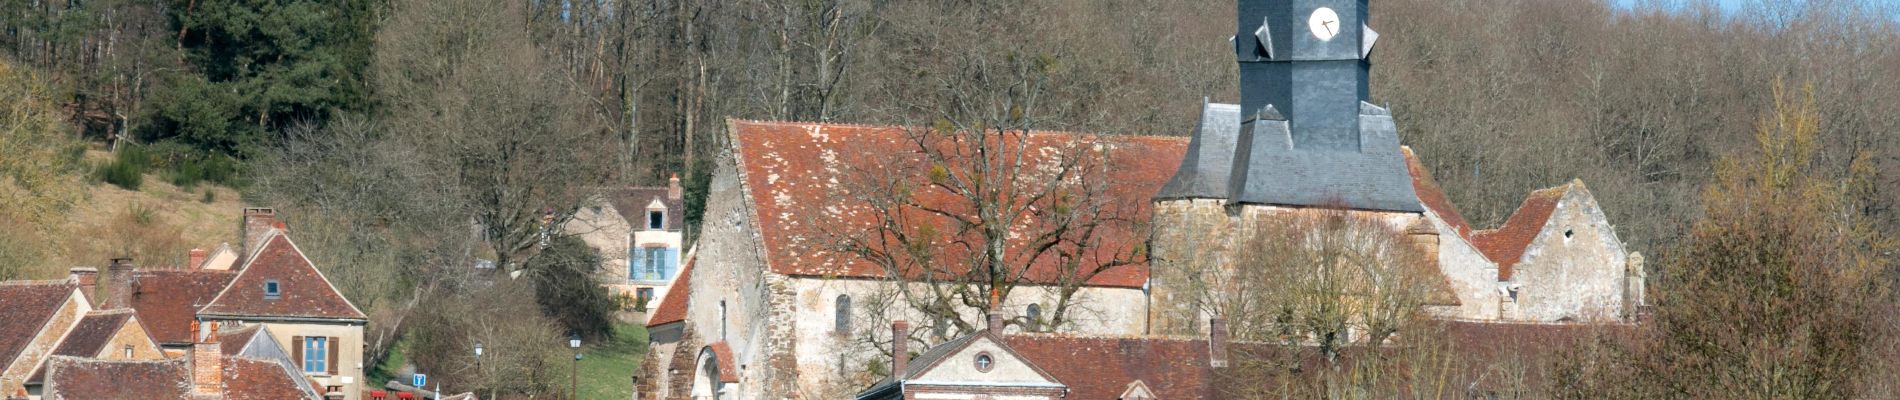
<box><xmin>648</xmin><ymin>210</ymin><xmax>665</xmax><ymax>230</ymax></box>
<box><xmin>265</xmin><ymin>280</ymin><xmax>281</xmax><ymax>299</ymax></box>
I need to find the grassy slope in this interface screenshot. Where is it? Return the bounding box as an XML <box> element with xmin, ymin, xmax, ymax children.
<box><xmin>19</xmin><ymin>150</ymin><xmax>251</xmax><ymax>278</ymax></box>
<box><xmin>578</xmin><ymin>322</ymin><xmax>648</xmax><ymax>399</ymax></box>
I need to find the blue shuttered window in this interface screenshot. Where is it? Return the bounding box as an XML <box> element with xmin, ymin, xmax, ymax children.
<box><xmin>629</xmin><ymin>247</ymin><xmax>677</xmax><ymax>282</ymax></box>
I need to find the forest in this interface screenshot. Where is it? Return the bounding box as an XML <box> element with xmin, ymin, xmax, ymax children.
<box><xmin>2</xmin><ymin>0</ymin><xmax>1899</xmax><ymax>397</ymax></box>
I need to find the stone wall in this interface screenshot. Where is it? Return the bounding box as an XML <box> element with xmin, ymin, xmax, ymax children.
<box><xmin>1147</xmin><ymin>199</ymin><xmax>1423</xmax><ymax>335</ymax></box>
<box><xmin>1424</xmin><ymin>211</ymin><xmax>1504</xmax><ymax>320</ymax></box>
<box><xmin>1506</xmin><ymin>186</ymin><xmax>1629</xmax><ymax>322</ymax></box>
<box><xmin>784</xmin><ymin>278</ymin><xmax>1147</xmax><ymax>393</ymax></box>
<box><xmin>99</xmin><ymin>318</ymin><xmax>166</xmax><ymax>360</ymax></box>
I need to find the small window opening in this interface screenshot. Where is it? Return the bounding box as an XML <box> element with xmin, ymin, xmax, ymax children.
<box><xmin>648</xmin><ymin>211</ymin><xmax>665</xmax><ymax>230</ymax></box>
<box><xmin>123</xmin><ymin>345</ymin><xmax>133</xmax><ymax>358</ymax></box>
<box><xmin>265</xmin><ymin>280</ymin><xmax>281</xmax><ymax>299</ymax></box>
<box><xmin>834</xmin><ymin>295</ymin><xmax>852</xmax><ymax>334</ymax></box>
<box><xmin>974</xmin><ymin>352</ymin><xmax>995</xmax><ymax>372</ymax></box>
<box><xmin>1564</xmin><ymin>229</ymin><xmax>1574</xmax><ymax>239</ymax></box>
<box><xmin>1025</xmin><ymin>304</ymin><xmax>1042</xmax><ymax>332</ymax></box>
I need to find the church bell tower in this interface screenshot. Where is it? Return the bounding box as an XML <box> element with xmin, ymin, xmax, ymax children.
<box><xmin>1235</xmin><ymin>0</ymin><xmax>1375</xmax><ymax>151</ymax></box>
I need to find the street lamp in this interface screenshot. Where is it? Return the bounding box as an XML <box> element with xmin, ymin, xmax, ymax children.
<box><xmin>569</xmin><ymin>332</ymin><xmax>582</xmax><ymax>400</ymax></box>
<box><xmin>473</xmin><ymin>341</ymin><xmax>489</xmax><ymax>400</ymax></box>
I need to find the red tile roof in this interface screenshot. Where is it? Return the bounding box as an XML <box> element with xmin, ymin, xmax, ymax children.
<box><xmin>199</xmin><ymin>232</ymin><xmax>367</xmax><ymax>321</ymax></box>
<box><xmin>126</xmin><ymin>269</ymin><xmax>236</xmax><ymax>344</ymax></box>
<box><xmin>41</xmin><ymin>356</ymin><xmax>190</xmax><ymax>399</ymax></box>
<box><xmin>707</xmin><ymin>342</ymin><xmax>738</xmax><ymax>383</ymax></box>
<box><xmin>223</xmin><ymin>356</ymin><xmax>316</xmax><ymax>400</ymax></box>
<box><xmin>40</xmin><ymin>355</ymin><xmax>315</xmax><ymax>400</ymax></box>
<box><xmin>28</xmin><ymin>310</ymin><xmax>149</xmax><ymax>383</ymax></box>
<box><xmin>646</xmin><ymin>253</ymin><xmax>694</xmax><ymax>328</ymax></box>
<box><xmin>0</xmin><ymin>281</ymin><xmax>78</xmax><ymax>368</ymax></box>
<box><xmin>728</xmin><ymin>120</ymin><xmax>1186</xmax><ymax>288</ymax></box>
<box><xmin>1000</xmin><ymin>334</ymin><xmax>1217</xmax><ymax>399</ymax></box>
<box><xmin>218</xmin><ymin>325</ymin><xmax>266</xmax><ymax>356</ymax></box>
<box><xmin>1402</xmin><ymin>147</ymin><xmax>1473</xmax><ymax>238</ymax></box>
<box><xmin>1472</xmin><ymin>185</ymin><xmax>1570</xmax><ymax>281</ymax></box>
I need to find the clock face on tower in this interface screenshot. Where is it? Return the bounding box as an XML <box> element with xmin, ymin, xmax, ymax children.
<box><xmin>1308</xmin><ymin>7</ymin><xmax>1341</xmax><ymax>41</ymax></box>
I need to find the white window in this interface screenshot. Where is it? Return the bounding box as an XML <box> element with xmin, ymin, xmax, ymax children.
<box><xmin>303</xmin><ymin>337</ymin><xmax>328</xmax><ymax>373</ymax></box>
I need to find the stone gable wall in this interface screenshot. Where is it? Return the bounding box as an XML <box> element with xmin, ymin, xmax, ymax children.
<box><xmin>1506</xmin><ymin>188</ymin><xmax>1629</xmax><ymax>322</ymax></box>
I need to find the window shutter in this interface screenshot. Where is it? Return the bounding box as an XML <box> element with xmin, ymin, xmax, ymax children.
<box><xmin>292</xmin><ymin>336</ymin><xmax>304</xmax><ymax>370</ymax></box>
<box><xmin>629</xmin><ymin>248</ymin><xmax>644</xmax><ymax>280</ymax></box>
<box><xmin>662</xmin><ymin>248</ymin><xmax>676</xmax><ymax>279</ymax></box>
<box><xmin>328</xmin><ymin>337</ymin><xmax>340</xmax><ymax>375</ymax></box>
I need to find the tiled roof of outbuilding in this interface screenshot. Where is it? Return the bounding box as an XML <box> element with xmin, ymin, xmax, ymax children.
<box><xmin>126</xmin><ymin>269</ymin><xmax>235</xmax><ymax>344</ymax></box>
<box><xmin>1001</xmin><ymin>334</ymin><xmax>1219</xmax><ymax>399</ymax></box>
<box><xmin>646</xmin><ymin>253</ymin><xmax>694</xmax><ymax>328</ymax></box>
<box><xmin>27</xmin><ymin>310</ymin><xmax>151</xmax><ymax>383</ymax></box>
<box><xmin>0</xmin><ymin>281</ymin><xmax>78</xmax><ymax>368</ymax></box>
<box><xmin>223</xmin><ymin>356</ymin><xmax>316</xmax><ymax>400</ymax></box>
<box><xmin>1472</xmin><ymin>184</ymin><xmax>1571</xmax><ymax>281</ymax></box>
<box><xmin>1402</xmin><ymin>147</ymin><xmax>1473</xmax><ymax>238</ymax></box>
<box><xmin>199</xmin><ymin>232</ymin><xmax>366</xmax><ymax>321</ymax></box>
<box><xmin>41</xmin><ymin>356</ymin><xmax>190</xmax><ymax>399</ymax></box>
<box><xmin>728</xmin><ymin>120</ymin><xmax>1185</xmax><ymax>289</ymax></box>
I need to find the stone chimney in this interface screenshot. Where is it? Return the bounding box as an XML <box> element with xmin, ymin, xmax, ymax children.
<box><xmin>891</xmin><ymin>321</ymin><xmax>910</xmax><ymax>378</ymax></box>
<box><xmin>188</xmin><ymin>248</ymin><xmax>208</xmax><ymax>270</ymax></box>
<box><xmin>240</xmin><ymin>208</ymin><xmax>277</xmax><ymax>259</ymax></box>
<box><xmin>667</xmin><ymin>173</ymin><xmax>683</xmax><ymax>201</ymax></box>
<box><xmin>104</xmin><ymin>258</ymin><xmax>135</xmax><ymax>309</ymax></box>
<box><xmin>68</xmin><ymin>267</ymin><xmax>98</xmax><ymax>299</ymax></box>
<box><xmin>987</xmin><ymin>312</ymin><xmax>1004</xmax><ymax>336</ymax></box>
<box><xmin>191</xmin><ymin>321</ymin><xmax>223</xmax><ymax>399</ymax></box>
<box><xmin>1208</xmin><ymin>318</ymin><xmax>1229</xmax><ymax>369</ymax></box>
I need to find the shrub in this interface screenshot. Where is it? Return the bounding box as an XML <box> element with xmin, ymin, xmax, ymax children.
<box><xmin>96</xmin><ymin>157</ymin><xmax>144</xmax><ymax>191</ymax></box>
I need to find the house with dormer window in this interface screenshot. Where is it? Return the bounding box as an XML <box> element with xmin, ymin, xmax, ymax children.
<box><xmin>566</xmin><ymin>175</ymin><xmax>687</xmax><ymax>321</ymax></box>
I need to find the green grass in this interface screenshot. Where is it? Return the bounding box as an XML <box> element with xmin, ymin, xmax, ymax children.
<box><xmin>577</xmin><ymin>323</ymin><xmax>648</xmax><ymax>399</ymax></box>
<box><xmin>368</xmin><ymin>338</ymin><xmax>410</xmax><ymax>387</ymax></box>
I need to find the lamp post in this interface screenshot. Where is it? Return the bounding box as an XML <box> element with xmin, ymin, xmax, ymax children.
<box><xmin>473</xmin><ymin>341</ymin><xmax>488</xmax><ymax>400</ymax></box>
<box><xmin>569</xmin><ymin>332</ymin><xmax>582</xmax><ymax>400</ymax></box>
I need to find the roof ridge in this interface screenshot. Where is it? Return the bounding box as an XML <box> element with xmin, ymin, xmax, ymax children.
<box><xmin>728</xmin><ymin>119</ymin><xmax>1190</xmax><ymax>141</ymax></box>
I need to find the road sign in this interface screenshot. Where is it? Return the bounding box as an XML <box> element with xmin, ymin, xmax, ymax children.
<box><xmin>413</xmin><ymin>373</ymin><xmax>427</xmax><ymax>388</ymax></box>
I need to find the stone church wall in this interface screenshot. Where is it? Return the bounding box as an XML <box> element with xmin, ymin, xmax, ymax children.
<box><xmin>1506</xmin><ymin>187</ymin><xmax>1628</xmax><ymax>322</ymax></box>
<box><xmin>1147</xmin><ymin>199</ymin><xmax>1422</xmax><ymax>335</ymax></box>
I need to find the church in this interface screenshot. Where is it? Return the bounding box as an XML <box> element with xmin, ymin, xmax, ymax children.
<box><xmin>636</xmin><ymin>0</ymin><xmax>1644</xmax><ymax>398</ymax></box>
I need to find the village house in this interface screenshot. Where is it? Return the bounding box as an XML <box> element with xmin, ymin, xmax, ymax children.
<box><xmin>3</xmin><ymin>208</ymin><xmax>370</xmax><ymax>400</ymax></box>
<box><xmin>638</xmin><ymin>0</ymin><xmax>1645</xmax><ymax>397</ymax></box>
<box><xmin>0</xmin><ymin>273</ymin><xmax>323</xmax><ymax>399</ymax></box>
<box><xmin>566</xmin><ymin>176</ymin><xmax>687</xmax><ymax>319</ymax></box>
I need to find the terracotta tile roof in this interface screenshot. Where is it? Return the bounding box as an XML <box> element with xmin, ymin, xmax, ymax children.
<box><xmin>41</xmin><ymin>356</ymin><xmax>190</xmax><ymax>399</ymax></box>
<box><xmin>27</xmin><ymin>310</ymin><xmax>149</xmax><ymax>384</ymax></box>
<box><xmin>1401</xmin><ymin>147</ymin><xmax>1473</xmax><ymax>238</ymax></box>
<box><xmin>1472</xmin><ymin>184</ymin><xmax>1571</xmax><ymax>281</ymax></box>
<box><xmin>125</xmin><ymin>269</ymin><xmax>236</xmax><ymax>344</ymax></box>
<box><xmin>40</xmin><ymin>355</ymin><xmax>316</xmax><ymax>400</ymax></box>
<box><xmin>645</xmin><ymin>252</ymin><xmax>694</xmax><ymax>328</ymax></box>
<box><xmin>1000</xmin><ymin>334</ymin><xmax>1217</xmax><ymax>399</ymax></box>
<box><xmin>706</xmin><ymin>342</ymin><xmax>738</xmax><ymax>383</ymax></box>
<box><xmin>0</xmin><ymin>281</ymin><xmax>79</xmax><ymax>368</ymax></box>
<box><xmin>218</xmin><ymin>325</ymin><xmax>265</xmax><ymax>356</ymax></box>
<box><xmin>728</xmin><ymin>120</ymin><xmax>1187</xmax><ymax>288</ymax></box>
<box><xmin>199</xmin><ymin>232</ymin><xmax>367</xmax><ymax>321</ymax></box>
<box><xmin>222</xmin><ymin>356</ymin><xmax>316</xmax><ymax>400</ymax></box>
<box><xmin>607</xmin><ymin>187</ymin><xmax>685</xmax><ymax>232</ymax></box>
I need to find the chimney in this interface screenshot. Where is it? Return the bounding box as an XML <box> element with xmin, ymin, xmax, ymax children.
<box><xmin>240</xmin><ymin>208</ymin><xmax>277</xmax><ymax>258</ymax></box>
<box><xmin>68</xmin><ymin>267</ymin><xmax>98</xmax><ymax>298</ymax></box>
<box><xmin>987</xmin><ymin>312</ymin><xmax>1004</xmax><ymax>336</ymax></box>
<box><xmin>1208</xmin><ymin>318</ymin><xmax>1230</xmax><ymax>369</ymax></box>
<box><xmin>667</xmin><ymin>173</ymin><xmax>683</xmax><ymax>201</ymax></box>
<box><xmin>188</xmin><ymin>248</ymin><xmax>208</xmax><ymax>270</ymax></box>
<box><xmin>891</xmin><ymin>321</ymin><xmax>910</xmax><ymax>379</ymax></box>
<box><xmin>104</xmin><ymin>258</ymin><xmax>135</xmax><ymax>309</ymax></box>
<box><xmin>191</xmin><ymin>321</ymin><xmax>223</xmax><ymax>399</ymax></box>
